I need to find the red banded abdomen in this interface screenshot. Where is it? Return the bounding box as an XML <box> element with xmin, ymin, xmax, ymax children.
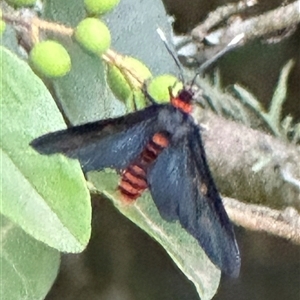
<box><xmin>119</xmin><ymin>132</ymin><xmax>169</xmax><ymax>201</ymax></box>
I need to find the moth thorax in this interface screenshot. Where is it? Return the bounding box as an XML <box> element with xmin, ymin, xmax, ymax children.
<box><xmin>177</xmin><ymin>89</ymin><xmax>194</xmax><ymax>104</ymax></box>
<box><xmin>171</xmin><ymin>88</ymin><xmax>194</xmax><ymax>114</ymax></box>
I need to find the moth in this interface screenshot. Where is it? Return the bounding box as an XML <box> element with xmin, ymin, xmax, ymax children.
<box><xmin>31</xmin><ymin>86</ymin><xmax>241</xmax><ymax>277</ymax></box>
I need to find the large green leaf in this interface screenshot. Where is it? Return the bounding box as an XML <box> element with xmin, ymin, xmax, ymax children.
<box><xmin>0</xmin><ymin>46</ymin><xmax>91</xmax><ymax>252</ymax></box>
<box><xmin>0</xmin><ymin>214</ymin><xmax>60</xmax><ymax>300</ymax></box>
<box><xmin>88</xmin><ymin>170</ymin><xmax>221</xmax><ymax>300</ymax></box>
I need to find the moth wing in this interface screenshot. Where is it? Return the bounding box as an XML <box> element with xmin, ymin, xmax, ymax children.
<box><xmin>147</xmin><ymin>124</ymin><xmax>240</xmax><ymax>276</ymax></box>
<box><xmin>188</xmin><ymin>125</ymin><xmax>241</xmax><ymax>277</ymax></box>
<box><xmin>31</xmin><ymin>105</ymin><xmax>161</xmax><ymax>172</ymax></box>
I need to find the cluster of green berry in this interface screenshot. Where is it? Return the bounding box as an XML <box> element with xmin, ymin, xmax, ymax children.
<box><xmin>2</xmin><ymin>0</ymin><xmax>182</xmax><ymax>108</ymax></box>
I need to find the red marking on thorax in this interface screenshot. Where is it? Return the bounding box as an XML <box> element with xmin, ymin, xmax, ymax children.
<box><xmin>118</xmin><ymin>132</ymin><xmax>169</xmax><ymax>202</ymax></box>
<box><xmin>171</xmin><ymin>97</ymin><xmax>192</xmax><ymax>114</ymax></box>
<box><xmin>169</xmin><ymin>87</ymin><xmax>194</xmax><ymax>114</ymax></box>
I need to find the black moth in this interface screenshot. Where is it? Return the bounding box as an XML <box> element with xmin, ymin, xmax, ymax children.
<box><xmin>31</xmin><ymin>87</ymin><xmax>241</xmax><ymax>277</ymax></box>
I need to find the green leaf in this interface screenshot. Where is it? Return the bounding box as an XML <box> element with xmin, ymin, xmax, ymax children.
<box><xmin>0</xmin><ymin>46</ymin><xmax>91</xmax><ymax>252</ymax></box>
<box><xmin>0</xmin><ymin>214</ymin><xmax>60</xmax><ymax>300</ymax></box>
<box><xmin>88</xmin><ymin>170</ymin><xmax>221</xmax><ymax>300</ymax></box>
<box><xmin>269</xmin><ymin>60</ymin><xmax>294</xmax><ymax>128</ymax></box>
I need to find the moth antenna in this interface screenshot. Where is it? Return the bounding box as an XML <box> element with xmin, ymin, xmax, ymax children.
<box><xmin>156</xmin><ymin>28</ymin><xmax>185</xmax><ymax>84</ymax></box>
<box><xmin>191</xmin><ymin>33</ymin><xmax>245</xmax><ymax>86</ymax></box>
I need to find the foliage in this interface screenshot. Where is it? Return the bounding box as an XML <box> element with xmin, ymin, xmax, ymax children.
<box><xmin>1</xmin><ymin>0</ymin><xmax>221</xmax><ymax>299</ymax></box>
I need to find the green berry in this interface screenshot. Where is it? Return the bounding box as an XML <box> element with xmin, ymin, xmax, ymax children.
<box><xmin>84</xmin><ymin>0</ymin><xmax>120</xmax><ymax>16</ymax></box>
<box><xmin>148</xmin><ymin>74</ymin><xmax>183</xmax><ymax>104</ymax></box>
<box><xmin>30</xmin><ymin>40</ymin><xmax>71</xmax><ymax>78</ymax></box>
<box><xmin>121</xmin><ymin>56</ymin><xmax>152</xmax><ymax>86</ymax></box>
<box><xmin>106</xmin><ymin>56</ymin><xmax>152</xmax><ymax>110</ymax></box>
<box><xmin>107</xmin><ymin>64</ymin><xmax>132</xmax><ymax>103</ymax></box>
<box><xmin>5</xmin><ymin>0</ymin><xmax>36</xmax><ymax>8</ymax></box>
<box><xmin>75</xmin><ymin>18</ymin><xmax>111</xmax><ymax>55</ymax></box>
<box><xmin>0</xmin><ymin>20</ymin><xmax>5</xmax><ymax>36</ymax></box>
<box><xmin>0</xmin><ymin>9</ymin><xmax>5</xmax><ymax>36</ymax></box>
<box><xmin>132</xmin><ymin>89</ymin><xmax>147</xmax><ymax>111</ymax></box>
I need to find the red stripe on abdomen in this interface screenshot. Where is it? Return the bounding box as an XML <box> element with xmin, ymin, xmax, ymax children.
<box><xmin>119</xmin><ymin>132</ymin><xmax>169</xmax><ymax>202</ymax></box>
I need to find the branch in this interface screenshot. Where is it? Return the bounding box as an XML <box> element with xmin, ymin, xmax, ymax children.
<box><xmin>191</xmin><ymin>1</ymin><xmax>300</xmax><ymax>45</ymax></box>
<box><xmin>192</xmin><ymin>107</ymin><xmax>300</xmax><ymax>212</ymax></box>
<box><xmin>191</xmin><ymin>0</ymin><xmax>257</xmax><ymax>42</ymax></box>
<box><xmin>223</xmin><ymin>197</ymin><xmax>300</xmax><ymax>245</ymax></box>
